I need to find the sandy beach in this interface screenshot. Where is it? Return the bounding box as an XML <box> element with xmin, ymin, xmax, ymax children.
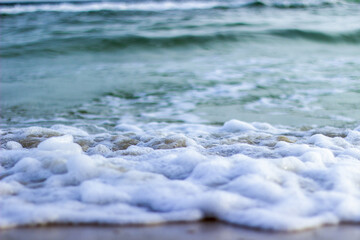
<box><xmin>1</xmin><ymin>222</ymin><xmax>360</xmax><ymax>240</ymax></box>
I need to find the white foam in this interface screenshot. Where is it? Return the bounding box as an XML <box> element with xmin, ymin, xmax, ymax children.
<box><xmin>50</xmin><ymin>125</ymin><xmax>89</xmax><ymax>137</ymax></box>
<box><xmin>6</xmin><ymin>141</ymin><xmax>23</xmax><ymax>150</ymax></box>
<box><xmin>87</xmin><ymin>144</ymin><xmax>112</xmax><ymax>156</ymax></box>
<box><xmin>221</xmin><ymin>119</ymin><xmax>257</xmax><ymax>132</ymax></box>
<box><xmin>80</xmin><ymin>180</ymin><xmax>130</xmax><ymax>204</ymax></box>
<box><xmin>0</xmin><ymin>0</ymin><xmax>344</xmax><ymax>14</ymax></box>
<box><xmin>38</xmin><ymin>135</ymin><xmax>82</xmax><ymax>153</ymax></box>
<box><xmin>1</xmin><ymin>120</ymin><xmax>360</xmax><ymax>230</ymax></box>
<box><xmin>0</xmin><ymin>1</ymin><xmax>223</xmax><ymax>14</ymax></box>
<box><xmin>114</xmin><ymin>124</ymin><xmax>143</xmax><ymax>133</ymax></box>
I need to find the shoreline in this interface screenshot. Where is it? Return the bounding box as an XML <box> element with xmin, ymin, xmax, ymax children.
<box><xmin>1</xmin><ymin>221</ymin><xmax>360</xmax><ymax>240</ymax></box>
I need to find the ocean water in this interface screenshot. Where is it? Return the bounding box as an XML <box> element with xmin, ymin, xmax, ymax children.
<box><xmin>1</xmin><ymin>0</ymin><xmax>360</xmax><ymax>231</ymax></box>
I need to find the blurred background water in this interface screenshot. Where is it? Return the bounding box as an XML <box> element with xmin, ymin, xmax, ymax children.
<box><xmin>1</xmin><ymin>0</ymin><xmax>360</xmax><ymax>129</ymax></box>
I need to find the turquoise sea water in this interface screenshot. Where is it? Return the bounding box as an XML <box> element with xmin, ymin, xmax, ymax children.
<box><xmin>1</xmin><ymin>0</ymin><xmax>360</xmax><ymax>129</ymax></box>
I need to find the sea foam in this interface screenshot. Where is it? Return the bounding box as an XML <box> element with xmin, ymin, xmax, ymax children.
<box><xmin>0</xmin><ymin>0</ymin><xmax>344</xmax><ymax>14</ymax></box>
<box><xmin>0</xmin><ymin>1</ymin><xmax>222</xmax><ymax>14</ymax></box>
<box><xmin>1</xmin><ymin>120</ymin><xmax>360</xmax><ymax>230</ymax></box>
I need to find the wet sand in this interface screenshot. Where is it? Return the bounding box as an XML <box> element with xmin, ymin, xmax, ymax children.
<box><xmin>1</xmin><ymin>222</ymin><xmax>360</xmax><ymax>240</ymax></box>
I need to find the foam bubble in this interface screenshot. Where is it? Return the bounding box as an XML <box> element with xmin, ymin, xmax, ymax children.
<box><xmin>38</xmin><ymin>135</ymin><xmax>82</xmax><ymax>153</ymax></box>
<box><xmin>221</xmin><ymin>119</ymin><xmax>256</xmax><ymax>132</ymax></box>
<box><xmin>6</xmin><ymin>141</ymin><xmax>22</xmax><ymax>150</ymax></box>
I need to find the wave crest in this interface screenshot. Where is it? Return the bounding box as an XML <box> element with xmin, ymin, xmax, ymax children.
<box><xmin>0</xmin><ymin>0</ymin><xmax>348</xmax><ymax>14</ymax></box>
<box><xmin>2</xmin><ymin>28</ymin><xmax>360</xmax><ymax>57</ymax></box>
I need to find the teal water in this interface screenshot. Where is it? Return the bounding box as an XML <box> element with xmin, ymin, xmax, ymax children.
<box><xmin>1</xmin><ymin>0</ymin><xmax>360</xmax><ymax>128</ymax></box>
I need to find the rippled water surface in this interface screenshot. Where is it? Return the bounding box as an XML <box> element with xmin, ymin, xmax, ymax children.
<box><xmin>1</xmin><ymin>0</ymin><xmax>360</xmax><ymax>128</ymax></box>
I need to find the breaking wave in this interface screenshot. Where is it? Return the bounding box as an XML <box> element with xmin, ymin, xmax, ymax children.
<box><xmin>0</xmin><ymin>0</ymin><xmax>349</xmax><ymax>14</ymax></box>
<box><xmin>2</xmin><ymin>28</ymin><xmax>360</xmax><ymax>57</ymax></box>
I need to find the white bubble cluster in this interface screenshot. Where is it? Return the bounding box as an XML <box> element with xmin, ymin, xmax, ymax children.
<box><xmin>1</xmin><ymin>120</ymin><xmax>360</xmax><ymax>230</ymax></box>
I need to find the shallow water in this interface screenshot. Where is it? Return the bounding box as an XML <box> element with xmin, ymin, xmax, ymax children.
<box><xmin>2</xmin><ymin>0</ymin><xmax>360</xmax><ymax>128</ymax></box>
<box><xmin>1</xmin><ymin>0</ymin><xmax>360</xmax><ymax>231</ymax></box>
